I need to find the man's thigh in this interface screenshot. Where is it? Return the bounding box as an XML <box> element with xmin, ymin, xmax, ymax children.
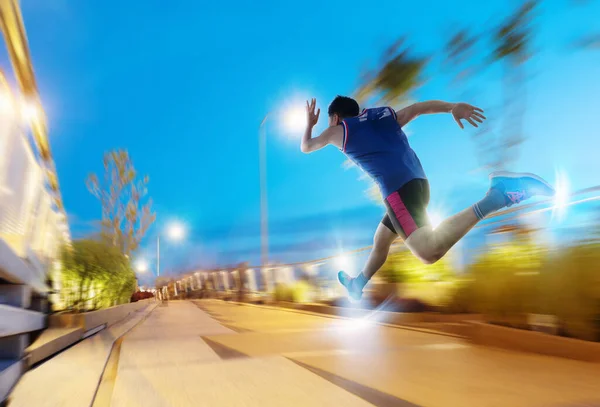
<box><xmin>383</xmin><ymin>178</ymin><xmax>431</xmax><ymax>240</ymax></box>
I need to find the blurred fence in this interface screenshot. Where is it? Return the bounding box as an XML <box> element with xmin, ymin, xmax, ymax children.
<box><xmin>163</xmin><ymin>183</ymin><xmax>600</xmax><ymax>307</ymax></box>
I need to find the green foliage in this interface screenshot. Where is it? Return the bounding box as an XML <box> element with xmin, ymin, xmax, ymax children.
<box><xmin>446</xmin><ymin>29</ymin><xmax>477</xmax><ymax>66</ymax></box>
<box><xmin>379</xmin><ymin>249</ymin><xmax>456</xmax><ymax>284</ymax></box>
<box><xmin>466</xmin><ymin>239</ymin><xmax>543</xmax><ymax>328</ymax></box>
<box><xmin>442</xmin><ymin>280</ymin><xmax>477</xmax><ymax>314</ymax></box>
<box><xmin>357</xmin><ymin>0</ymin><xmax>595</xmax><ymax>173</ymax></box>
<box><xmin>446</xmin><ymin>235</ymin><xmax>600</xmax><ymax>341</ymax></box>
<box><xmin>60</xmin><ymin>239</ymin><xmax>137</xmax><ymax>311</ymax></box>
<box><xmin>538</xmin><ymin>243</ymin><xmax>600</xmax><ymax>341</ymax></box>
<box><xmin>86</xmin><ymin>149</ymin><xmax>156</xmax><ymax>256</ymax></box>
<box><xmin>290</xmin><ymin>281</ymin><xmax>311</xmax><ymax>303</ymax></box>
<box><xmin>377</xmin><ymin>249</ymin><xmax>458</xmax><ymax>307</ymax></box>
<box><xmin>273</xmin><ymin>281</ymin><xmax>312</xmax><ymax>303</ymax></box>
<box><xmin>355</xmin><ymin>39</ymin><xmax>427</xmax><ymax>107</ymax></box>
<box><xmin>492</xmin><ymin>0</ymin><xmax>537</xmax><ymax>64</ymax></box>
<box><xmin>273</xmin><ymin>283</ymin><xmax>292</xmax><ymax>302</ymax></box>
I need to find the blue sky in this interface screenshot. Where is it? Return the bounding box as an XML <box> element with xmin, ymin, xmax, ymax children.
<box><xmin>4</xmin><ymin>0</ymin><xmax>599</xmax><ymax>281</ymax></box>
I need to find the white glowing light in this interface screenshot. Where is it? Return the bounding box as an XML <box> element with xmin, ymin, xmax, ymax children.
<box><xmin>135</xmin><ymin>259</ymin><xmax>149</xmax><ymax>273</ymax></box>
<box><xmin>339</xmin><ymin>317</ymin><xmax>373</xmax><ymax>331</ymax></box>
<box><xmin>334</xmin><ymin>255</ymin><xmax>351</xmax><ymax>271</ymax></box>
<box><xmin>20</xmin><ymin>102</ymin><xmax>39</xmax><ymax>122</ymax></box>
<box><xmin>554</xmin><ymin>174</ymin><xmax>570</xmax><ymax>209</ymax></box>
<box><xmin>0</xmin><ymin>93</ymin><xmax>41</xmax><ymax>124</ymax></box>
<box><xmin>552</xmin><ymin>170</ymin><xmax>570</xmax><ymax>222</ymax></box>
<box><xmin>282</xmin><ymin>106</ymin><xmax>306</xmax><ymax>133</ymax></box>
<box><xmin>0</xmin><ymin>93</ymin><xmax>14</xmax><ymax>114</ymax></box>
<box><xmin>166</xmin><ymin>222</ymin><xmax>186</xmax><ymax>241</ymax></box>
<box><xmin>428</xmin><ymin>210</ymin><xmax>444</xmax><ymax>230</ymax></box>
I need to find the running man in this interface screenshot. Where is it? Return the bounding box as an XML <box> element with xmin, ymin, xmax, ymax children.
<box><xmin>301</xmin><ymin>96</ymin><xmax>554</xmax><ymax>301</ymax></box>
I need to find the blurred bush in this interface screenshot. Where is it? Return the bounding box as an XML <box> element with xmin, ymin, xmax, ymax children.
<box><xmin>442</xmin><ymin>280</ymin><xmax>477</xmax><ymax>314</ymax></box>
<box><xmin>539</xmin><ymin>244</ymin><xmax>600</xmax><ymax>341</ymax></box>
<box><xmin>377</xmin><ymin>248</ymin><xmax>457</xmax><ymax>307</ymax></box>
<box><xmin>443</xmin><ymin>228</ymin><xmax>600</xmax><ymax>342</ymax></box>
<box><xmin>131</xmin><ymin>291</ymin><xmax>154</xmax><ymax>302</ymax></box>
<box><xmin>274</xmin><ymin>284</ymin><xmax>292</xmax><ymax>302</ymax></box>
<box><xmin>467</xmin><ymin>238</ymin><xmax>543</xmax><ymax>329</ymax></box>
<box><xmin>60</xmin><ymin>239</ymin><xmax>138</xmax><ymax>312</ymax></box>
<box><xmin>379</xmin><ymin>248</ymin><xmax>455</xmax><ymax>283</ymax></box>
<box><xmin>389</xmin><ymin>297</ymin><xmax>434</xmax><ymax>313</ymax></box>
<box><xmin>291</xmin><ymin>281</ymin><xmax>312</xmax><ymax>303</ymax></box>
<box><xmin>274</xmin><ymin>281</ymin><xmax>312</xmax><ymax>303</ymax></box>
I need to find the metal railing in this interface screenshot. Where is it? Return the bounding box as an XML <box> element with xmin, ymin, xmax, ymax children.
<box><xmin>163</xmin><ymin>184</ymin><xmax>600</xmax><ymax>301</ymax></box>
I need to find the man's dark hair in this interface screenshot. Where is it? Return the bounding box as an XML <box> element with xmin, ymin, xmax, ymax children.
<box><xmin>328</xmin><ymin>95</ymin><xmax>360</xmax><ymax>119</ymax></box>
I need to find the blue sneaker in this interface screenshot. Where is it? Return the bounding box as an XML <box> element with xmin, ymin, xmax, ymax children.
<box><xmin>490</xmin><ymin>171</ymin><xmax>555</xmax><ymax>207</ymax></box>
<box><xmin>337</xmin><ymin>271</ymin><xmax>363</xmax><ymax>302</ymax></box>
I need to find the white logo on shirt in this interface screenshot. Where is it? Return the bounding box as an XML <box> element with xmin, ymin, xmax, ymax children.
<box><xmin>379</xmin><ymin>108</ymin><xmax>391</xmax><ymax>119</ymax></box>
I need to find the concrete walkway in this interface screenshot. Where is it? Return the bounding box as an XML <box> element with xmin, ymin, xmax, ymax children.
<box><xmin>109</xmin><ymin>300</ymin><xmax>374</xmax><ymax>407</ymax></box>
<box><xmin>194</xmin><ymin>300</ymin><xmax>600</xmax><ymax>407</ymax></box>
<box><xmin>9</xmin><ymin>300</ymin><xmax>600</xmax><ymax>406</ymax></box>
<box><xmin>8</xmin><ymin>303</ymin><xmax>157</xmax><ymax>407</ymax></box>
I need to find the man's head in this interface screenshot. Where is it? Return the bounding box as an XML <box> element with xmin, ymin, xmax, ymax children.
<box><xmin>328</xmin><ymin>95</ymin><xmax>360</xmax><ymax>127</ymax></box>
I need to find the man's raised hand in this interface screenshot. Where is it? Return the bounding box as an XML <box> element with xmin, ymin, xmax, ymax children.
<box><xmin>306</xmin><ymin>98</ymin><xmax>320</xmax><ymax>128</ymax></box>
<box><xmin>451</xmin><ymin>103</ymin><xmax>486</xmax><ymax>129</ymax></box>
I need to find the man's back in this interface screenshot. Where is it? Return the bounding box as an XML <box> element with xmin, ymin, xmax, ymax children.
<box><xmin>342</xmin><ymin>106</ymin><xmax>426</xmax><ymax>198</ymax></box>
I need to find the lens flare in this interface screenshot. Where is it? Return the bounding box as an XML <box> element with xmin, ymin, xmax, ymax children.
<box><xmin>135</xmin><ymin>259</ymin><xmax>149</xmax><ymax>273</ymax></box>
<box><xmin>166</xmin><ymin>222</ymin><xmax>186</xmax><ymax>241</ymax></box>
<box><xmin>334</xmin><ymin>255</ymin><xmax>351</xmax><ymax>271</ymax></box>
<box><xmin>552</xmin><ymin>169</ymin><xmax>570</xmax><ymax>222</ymax></box>
<box><xmin>283</xmin><ymin>107</ymin><xmax>306</xmax><ymax>133</ymax></box>
<box><xmin>427</xmin><ymin>210</ymin><xmax>445</xmax><ymax>230</ymax></box>
<box><xmin>20</xmin><ymin>102</ymin><xmax>39</xmax><ymax>122</ymax></box>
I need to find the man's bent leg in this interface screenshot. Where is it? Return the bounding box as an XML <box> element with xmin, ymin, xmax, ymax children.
<box><xmin>405</xmin><ymin>207</ymin><xmax>478</xmax><ymax>264</ymax></box>
<box><xmin>338</xmin><ymin>218</ymin><xmax>397</xmax><ymax>300</ymax></box>
<box><xmin>405</xmin><ymin>171</ymin><xmax>555</xmax><ymax>264</ymax></box>
<box><xmin>364</xmin><ymin>220</ymin><xmax>398</xmax><ymax>279</ymax></box>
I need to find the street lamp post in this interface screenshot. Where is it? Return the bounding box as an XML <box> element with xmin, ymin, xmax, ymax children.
<box><xmin>259</xmin><ymin>114</ymin><xmax>269</xmax><ymax>268</ymax></box>
<box><xmin>258</xmin><ymin>106</ymin><xmax>305</xmax><ymax>269</ymax></box>
<box><xmin>136</xmin><ymin>221</ymin><xmax>185</xmax><ymax>278</ymax></box>
<box><xmin>156</xmin><ymin>235</ymin><xmax>160</xmax><ymax>277</ymax></box>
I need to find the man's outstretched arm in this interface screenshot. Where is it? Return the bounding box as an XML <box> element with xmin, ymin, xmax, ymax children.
<box><xmin>301</xmin><ymin>126</ymin><xmax>338</xmax><ymax>153</ymax></box>
<box><xmin>301</xmin><ymin>98</ymin><xmax>341</xmax><ymax>153</ymax></box>
<box><xmin>395</xmin><ymin>101</ymin><xmax>486</xmax><ymax>129</ymax></box>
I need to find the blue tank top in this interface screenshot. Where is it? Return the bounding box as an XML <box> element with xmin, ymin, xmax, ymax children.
<box><xmin>341</xmin><ymin>107</ymin><xmax>426</xmax><ymax>198</ymax></box>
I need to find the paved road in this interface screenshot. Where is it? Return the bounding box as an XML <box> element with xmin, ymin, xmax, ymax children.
<box><xmin>105</xmin><ymin>300</ymin><xmax>600</xmax><ymax>407</ymax></box>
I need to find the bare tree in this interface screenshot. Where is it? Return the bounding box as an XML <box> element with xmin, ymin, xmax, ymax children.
<box><xmin>86</xmin><ymin>149</ymin><xmax>156</xmax><ymax>256</ymax></box>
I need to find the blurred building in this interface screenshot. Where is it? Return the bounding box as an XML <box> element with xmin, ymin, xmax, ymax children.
<box><xmin>1</xmin><ymin>3</ymin><xmax>71</xmax><ymax>400</ymax></box>
<box><xmin>0</xmin><ymin>2</ymin><xmax>70</xmax><ymax>308</ymax></box>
